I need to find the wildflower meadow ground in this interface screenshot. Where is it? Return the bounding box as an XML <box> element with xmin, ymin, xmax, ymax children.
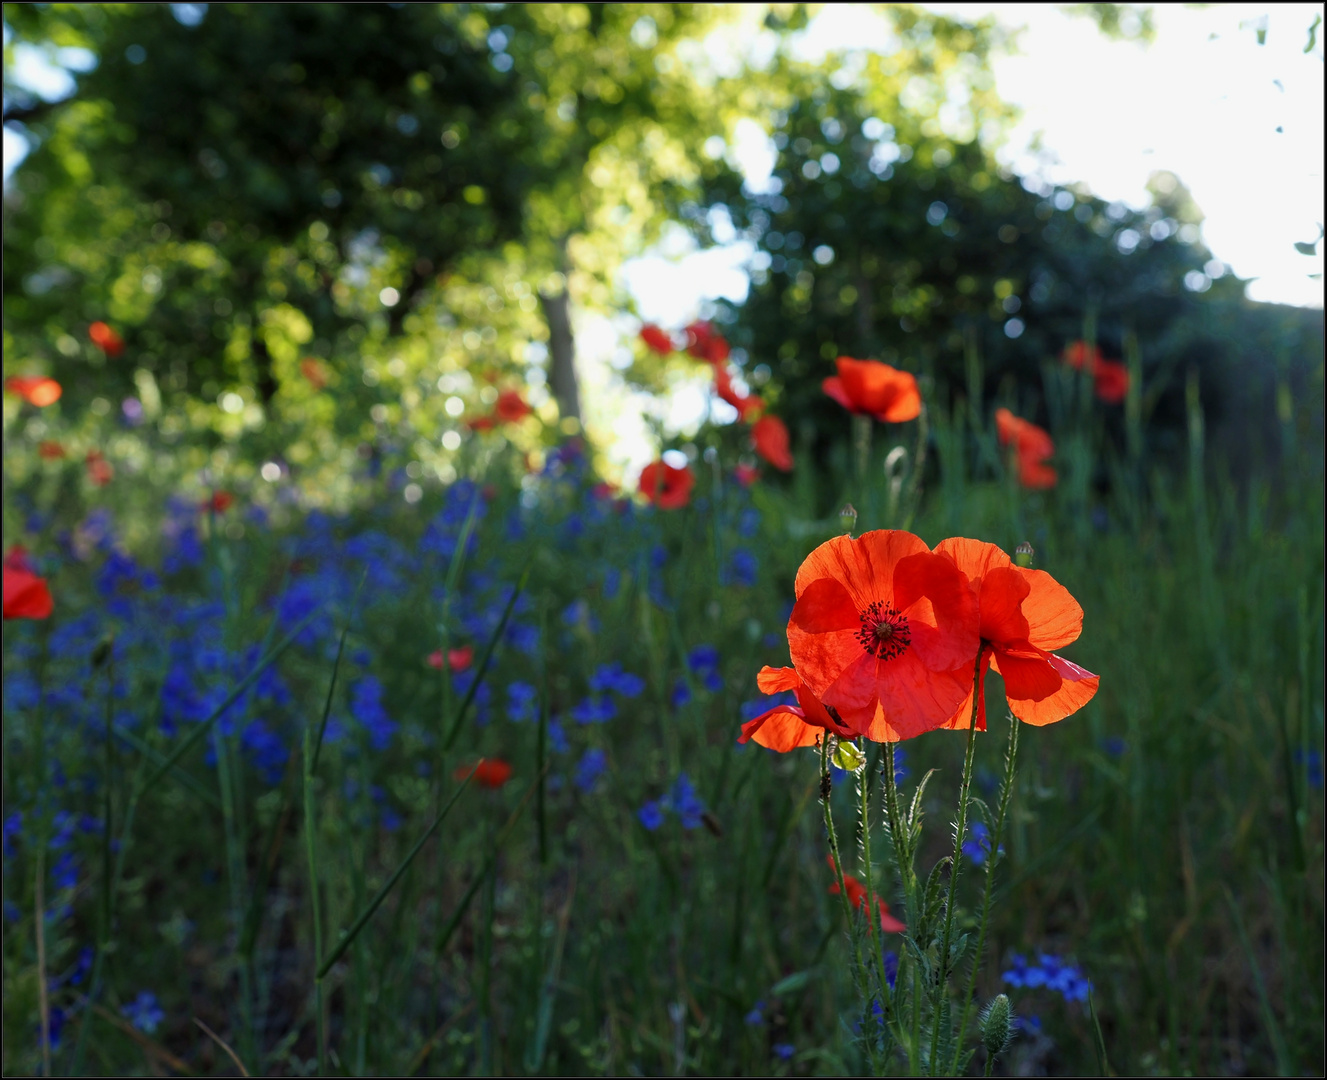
<box><xmin>2</xmin><ymin>337</ymin><xmax>1323</xmax><ymax>1077</ymax></box>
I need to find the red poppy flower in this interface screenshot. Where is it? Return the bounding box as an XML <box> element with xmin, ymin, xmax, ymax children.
<box><xmin>428</xmin><ymin>646</ymin><xmax>474</xmax><ymax>672</ymax></box>
<box><xmin>5</xmin><ymin>376</ymin><xmax>63</xmax><ymax>407</ymax></box>
<box><xmin>3</xmin><ymin>565</ymin><xmax>53</xmax><ymax>620</ymax></box>
<box><xmin>202</xmin><ymin>491</ymin><xmax>234</xmax><ymax>514</ymax></box>
<box><xmin>4</xmin><ymin>545</ymin><xmax>36</xmax><ymax>574</ymax></box>
<box><xmin>640</xmin><ymin>324</ymin><xmax>674</xmax><ymax>355</ymax></box>
<box><xmin>85</xmin><ymin>451</ymin><xmax>114</xmax><ymax>486</ymax></box>
<box><xmin>822</xmin><ymin>357</ymin><xmax>921</xmax><ymax>423</ymax></box>
<box><xmin>684</xmin><ymin>320</ymin><xmax>730</xmax><ymax>364</ymax></box>
<box><xmin>494</xmin><ymin>390</ymin><xmax>533</xmax><ymax>423</ymax></box>
<box><xmin>1061</xmin><ymin>341</ymin><xmax>1102</xmax><ymax>372</ymax></box>
<box><xmin>713</xmin><ymin>365</ymin><xmax>763</xmax><ymax>420</ymax></box>
<box><xmin>751</xmin><ymin>414</ymin><xmax>793</xmax><ymax>472</ymax></box>
<box><xmin>738</xmin><ymin>666</ymin><xmax>857</xmax><ymax>752</ymax></box>
<box><xmin>995</xmin><ymin>409</ymin><xmax>1056</xmax><ymax>490</ymax></box>
<box><xmin>469</xmin><ymin>415</ymin><xmax>497</xmax><ymax>433</ymax></box>
<box><xmin>933</xmin><ymin>538</ymin><xmax>1098</xmax><ymax>729</ymax></box>
<box><xmin>827</xmin><ymin>856</ymin><xmax>907</xmax><ymax>933</ymax></box>
<box><xmin>300</xmin><ymin>357</ymin><xmax>329</xmax><ymax>390</ymax></box>
<box><xmin>454</xmin><ymin>758</ymin><xmax>512</xmax><ymax>789</ymax></box>
<box><xmin>1092</xmin><ymin>359</ymin><xmax>1129</xmax><ymax>405</ymax></box>
<box><xmin>39</xmin><ymin>441</ymin><xmax>66</xmax><ymax>460</ymax></box>
<box><xmin>786</xmin><ymin>530</ymin><xmax>979</xmax><ymax>742</ymax></box>
<box><xmin>638</xmin><ymin>461</ymin><xmax>695</xmax><ymax>509</ymax></box>
<box><xmin>733</xmin><ymin>463</ymin><xmax>759</xmax><ymax>487</ymax></box>
<box><xmin>88</xmin><ymin>321</ymin><xmax>125</xmax><ymax>358</ymax></box>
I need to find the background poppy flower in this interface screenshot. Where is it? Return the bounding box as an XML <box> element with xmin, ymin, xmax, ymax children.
<box><xmin>751</xmin><ymin>414</ymin><xmax>793</xmax><ymax>472</ymax></box>
<box><xmin>39</xmin><ymin>441</ymin><xmax>67</xmax><ymax>459</ymax></box>
<box><xmin>737</xmin><ymin>665</ymin><xmax>856</xmax><ymax>751</ymax></box>
<box><xmin>1092</xmin><ymin>359</ymin><xmax>1129</xmax><ymax>404</ymax></box>
<box><xmin>88</xmin><ymin>321</ymin><xmax>125</xmax><ymax>358</ymax></box>
<box><xmin>1061</xmin><ymin>341</ymin><xmax>1102</xmax><ymax>372</ymax></box>
<box><xmin>454</xmin><ymin>758</ymin><xmax>512</xmax><ymax>789</ymax></box>
<box><xmin>638</xmin><ymin>460</ymin><xmax>694</xmax><ymax>509</ymax></box>
<box><xmin>300</xmin><ymin>357</ymin><xmax>329</xmax><ymax>389</ymax></box>
<box><xmin>5</xmin><ymin>376</ymin><xmax>63</xmax><ymax>407</ymax></box>
<box><xmin>934</xmin><ymin>538</ymin><xmax>1099</xmax><ymax>729</ymax></box>
<box><xmin>493</xmin><ymin>389</ymin><xmax>533</xmax><ymax>423</ymax></box>
<box><xmin>822</xmin><ymin>357</ymin><xmax>921</xmax><ymax>423</ymax></box>
<box><xmin>639</xmin><ymin>324</ymin><xmax>674</xmax><ymax>355</ymax></box>
<box><xmin>787</xmin><ymin>530</ymin><xmax>979</xmax><ymax>741</ymax></box>
<box><xmin>86</xmin><ymin>451</ymin><xmax>114</xmax><ymax>486</ymax></box>
<box><xmin>713</xmin><ymin>365</ymin><xmax>763</xmax><ymax>420</ymax></box>
<box><xmin>429</xmin><ymin>646</ymin><xmax>474</xmax><ymax>671</ymax></box>
<box><xmin>733</xmin><ymin>463</ymin><xmax>759</xmax><ymax>487</ymax></box>
<box><xmin>3</xmin><ymin>565</ymin><xmax>53</xmax><ymax>620</ymax></box>
<box><xmin>202</xmin><ymin>491</ymin><xmax>234</xmax><ymax>514</ymax></box>
<box><xmin>995</xmin><ymin>408</ymin><xmax>1057</xmax><ymax>489</ymax></box>
<box><xmin>827</xmin><ymin>855</ymin><xmax>907</xmax><ymax>933</ymax></box>
<box><xmin>4</xmin><ymin>545</ymin><xmax>36</xmax><ymax>574</ymax></box>
<box><xmin>684</xmin><ymin>320</ymin><xmax>730</xmax><ymax>364</ymax></box>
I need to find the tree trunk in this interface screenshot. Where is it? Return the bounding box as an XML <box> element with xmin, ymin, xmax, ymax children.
<box><xmin>539</xmin><ymin>287</ymin><xmax>581</xmax><ymax>422</ymax></box>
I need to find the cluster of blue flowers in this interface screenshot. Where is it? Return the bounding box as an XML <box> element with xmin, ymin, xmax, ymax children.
<box><xmin>638</xmin><ymin>773</ymin><xmax>707</xmax><ymax>831</ymax></box>
<box><xmin>962</xmin><ymin>821</ymin><xmax>1004</xmax><ymax>866</ymax></box>
<box><xmin>1002</xmin><ymin>953</ymin><xmax>1092</xmax><ymax>1002</ymax></box>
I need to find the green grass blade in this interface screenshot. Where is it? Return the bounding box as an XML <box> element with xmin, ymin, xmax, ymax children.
<box><xmin>112</xmin><ymin>725</ymin><xmax>222</xmax><ymax>810</ymax></box>
<box><xmin>317</xmin><ymin>767</ymin><xmax>477</xmax><ymax>979</ymax></box>
<box><xmin>1087</xmin><ymin>987</ymin><xmax>1111</xmax><ymax>1077</ymax></box>
<box><xmin>442</xmin><ymin>561</ymin><xmax>532</xmax><ymax>752</ymax></box>
<box><xmin>1224</xmin><ymin>887</ymin><xmax>1292</xmax><ymax>1075</ymax></box>
<box><xmin>141</xmin><ymin>603</ymin><xmax>327</xmax><ymax>792</ymax></box>
<box><xmin>311</xmin><ymin>570</ymin><xmax>368</xmax><ymax>776</ymax></box>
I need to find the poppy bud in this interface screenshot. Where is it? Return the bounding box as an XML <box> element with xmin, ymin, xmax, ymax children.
<box><xmin>832</xmin><ymin>739</ymin><xmax>866</xmax><ymax>772</ymax></box>
<box><xmin>1014</xmin><ymin>541</ymin><xmax>1035</xmax><ymax>568</ymax></box>
<box><xmin>91</xmin><ymin>634</ymin><xmax>115</xmax><ymax>669</ymax></box>
<box><xmin>980</xmin><ymin>993</ymin><xmax>1013</xmax><ymax>1057</ymax></box>
<box><xmin>839</xmin><ymin>503</ymin><xmax>858</xmax><ymax>535</ymax></box>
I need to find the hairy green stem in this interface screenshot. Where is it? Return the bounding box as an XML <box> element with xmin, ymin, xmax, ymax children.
<box><xmin>857</xmin><ymin>742</ymin><xmax>892</xmax><ymax>1044</ymax></box>
<box><xmin>952</xmin><ymin>713</ymin><xmax>1019</xmax><ymax>1072</ymax></box>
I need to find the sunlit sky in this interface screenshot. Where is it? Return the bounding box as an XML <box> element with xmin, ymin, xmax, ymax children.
<box><xmin>4</xmin><ymin>4</ymin><xmax>1323</xmax><ymax>478</ymax></box>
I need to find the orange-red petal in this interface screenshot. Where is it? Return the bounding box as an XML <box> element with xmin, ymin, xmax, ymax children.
<box><xmin>1017</xmin><ymin>569</ymin><xmax>1084</xmax><ymax>651</ymax></box>
<box><xmin>756</xmin><ymin>665</ymin><xmax>801</xmax><ymax>694</ymax></box>
<box><xmin>3</xmin><ymin>566</ymin><xmax>53</xmax><ymax>620</ymax></box>
<box><xmin>999</xmin><ymin>653</ymin><xmax>1099</xmax><ymax>725</ymax></box>
<box><xmin>738</xmin><ymin>705</ymin><xmax>825</xmax><ymax>752</ymax></box>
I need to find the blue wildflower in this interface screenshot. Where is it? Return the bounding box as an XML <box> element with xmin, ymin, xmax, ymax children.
<box><xmin>570</xmin><ymin>696</ymin><xmax>617</xmax><ymax>724</ymax></box>
<box><xmin>52</xmin><ymin>853</ymin><xmax>78</xmax><ymax>891</ymax></box>
<box><xmin>738</xmin><ymin>507</ymin><xmax>760</xmax><ymax>538</ymax></box>
<box><xmin>590</xmin><ymin>662</ymin><xmax>646</xmax><ymax>699</ymax></box>
<box><xmin>1294</xmin><ymin>747</ymin><xmax>1323</xmax><ymax>789</ymax></box>
<box><xmin>962</xmin><ymin>822</ymin><xmax>1003</xmax><ymax>866</ymax></box>
<box><xmin>350</xmin><ymin>677</ymin><xmax>397</xmax><ymax>750</ymax></box>
<box><xmin>744</xmin><ymin>1000</ymin><xmax>766</xmax><ymax>1025</ymax></box>
<box><xmin>884</xmin><ymin>951</ymin><xmax>899</xmax><ymax>990</ymax></box>
<box><xmin>638</xmin><ymin>800</ymin><xmax>666</xmax><ymax>831</ymax></box>
<box><xmin>121</xmin><ymin>991</ymin><xmax>165</xmax><ymax>1034</ymax></box>
<box><xmin>670</xmin><ymin>678</ymin><xmax>692</xmax><ymax>709</ymax></box>
<box><xmin>547</xmin><ymin>721</ymin><xmax>569</xmax><ymax>755</ymax></box>
<box><xmin>574</xmin><ymin>748</ymin><xmax>608</xmax><ymax>793</ymax></box>
<box><xmin>773</xmin><ymin>1043</ymin><xmax>795</xmax><ymax>1060</ymax></box>
<box><xmin>727</xmin><ymin>548</ymin><xmax>758</xmax><ymax>587</ymax></box>
<box><xmin>668</xmin><ymin>773</ymin><xmax>706</xmax><ymax>830</ymax></box>
<box><xmin>506</xmin><ymin>682</ymin><xmax>538</xmax><ymax>723</ymax></box>
<box><xmin>506</xmin><ymin>622</ymin><xmax>540</xmax><ymax>655</ymax></box>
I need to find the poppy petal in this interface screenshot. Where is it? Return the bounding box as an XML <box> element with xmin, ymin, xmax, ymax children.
<box><xmin>1017</xmin><ymin>569</ymin><xmax>1084</xmax><ymax>651</ymax></box>
<box><xmin>756</xmin><ymin>665</ymin><xmax>802</xmax><ymax>694</ymax></box>
<box><xmin>2</xmin><ymin>567</ymin><xmax>53</xmax><ymax>620</ymax></box>
<box><xmin>991</xmin><ymin>647</ymin><xmax>1062</xmax><ymax>702</ymax></box>
<box><xmin>820</xmin><ymin>652</ymin><xmax>883</xmax><ymax>732</ymax></box>
<box><xmin>876</xmin><ymin>650</ymin><xmax>974</xmax><ymax>739</ymax></box>
<box><xmin>933</xmin><ymin>537</ymin><xmax>1012</xmax><ymax>583</ymax></box>
<box><xmin>790</xmin><ymin>576</ymin><xmax>859</xmax><ymax>633</ymax></box>
<box><xmin>942</xmin><ymin>652</ymin><xmax>992</xmax><ymax>732</ymax></box>
<box><xmin>893</xmin><ymin>551</ymin><xmax>981</xmax><ymax>671</ymax></box>
<box><xmin>822</xmin><ymin>376</ymin><xmax>855</xmax><ymax>411</ymax></box>
<box><xmin>738</xmin><ymin>705</ymin><xmax>824</xmax><ymax>752</ymax></box>
<box><xmin>876</xmin><ymin>897</ymin><xmax>907</xmax><ymax>933</ymax></box>
<box><xmin>795</xmin><ymin>531</ymin><xmax>929</xmax><ymax>609</ymax></box>
<box><xmin>1002</xmin><ymin>654</ymin><xmax>1099</xmax><ymax>726</ymax></box>
<box><xmin>978</xmin><ymin>566</ymin><xmax>1032</xmax><ymax>645</ymax></box>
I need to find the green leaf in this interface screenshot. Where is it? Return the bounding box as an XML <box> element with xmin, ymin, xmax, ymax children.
<box><xmin>771</xmin><ymin>969</ymin><xmax>814</xmax><ymax>996</ymax></box>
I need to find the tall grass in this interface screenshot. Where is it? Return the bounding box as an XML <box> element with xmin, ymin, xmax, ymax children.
<box><xmin>1</xmin><ymin>363</ymin><xmax>1322</xmax><ymax>1076</ymax></box>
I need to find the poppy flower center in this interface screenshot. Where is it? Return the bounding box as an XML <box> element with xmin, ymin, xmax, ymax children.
<box><xmin>856</xmin><ymin>601</ymin><xmax>911</xmax><ymax>661</ymax></box>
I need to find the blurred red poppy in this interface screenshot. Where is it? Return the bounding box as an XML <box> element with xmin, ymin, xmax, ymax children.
<box><xmin>934</xmin><ymin>538</ymin><xmax>1098</xmax><ymax>729</ymax></box>
<box><xmin>995</xmin><ymin>408</ymin><xmax>1056</xmax><ymax>489</ymax></box>
<box><xmin>751</xmin><ymin>415</ymin><xmax>793</xmax><ymax>472</ymax></box>
<box><xmin>429</xmin><ymin>646</ymin><xmax>474</xmax><ymax>671</ymax></box>
<box><xmin>39</xmin><ymin>441</ymin><xmax>67</xmax><ymax>460</ymax></box>
<box><xmin>733</xmin><ymin>463</ymin><xmax>759</xmax><ymax>487</ymax></box>
<box><xmin>713</xmin><ymin>365</ymin><xmax>763</xmax><ymax>421</ymax></box>
<box><xmin>3</xmin><ymin>564</ymin><xmax>53</xmax><ymax>620</ymax></box>
<box><xmin>1062</xmin><ymin>341</ymin><xmax>1130</xmax><ymax>405</ymax></box>
<box><xmin>5</xmin><ymin>376</ymin><xmax>63</xmax><ymax>407</ymax></box>
<box><xmin>638</xmin><ymin>460</ymin><xmax>694</xmax><ymax>509</ymax></box>
<box><xmin>822</xmin><ymin>357</ymin><xmax>921</xmax><ymax>423</ymax></box>
<box><xmin>639</xmin><ymin>325</ymin><xmax>674</xmax><ymax>355</ymax></box>
<box><xmin>4</xmin><ymin>545</ymin><xmax>36</xmax><ymax>574</ymax></box>
<box><xmin>86</xmin><ymin>451</ymin><xmax>114</xmax><ymax>486</ymax></box>
<box><xmin>469</xmin><ymin>416</ymin><xmax>497</xmax><ymax>433</ymax></box>
<box><xmin>300</xmin><ymin>357</ymin><xmax>329</xmax><ymax>390</ymax></box>
<box><xmin>737</xmin><ymin>665</ymin><xmax>856</xmax><ymax>752</ymax></box>
<box><xmin>454</xmin><ymin>758</ymin><xmax>512</xmax><ymax>789</ymax></box>
<box><xmin>827</xmin><ymin>855</ymin><xmax>907</xmax><ymax>933</ymax></box>
<box><xmin>1061</xmin><ymin>341</ymin><xmax>1102</xmax><ymax>372</ymax></box>
<box><xmin>786</xmin><ymin>530</ymin><xmax>979</xmax><ymax>742</ymax></box>
<box><xmin>89</xmin><ymin>321</ymin><xmax>125</xmax><ymax>358</ymax></box>
<box><xmin>494</xmin><ymin>389</ymin><xmax>533</xmax><ymax>423</ymax></box>
<box><xmin>202</xmin><ymin>491</ymin><xmax>234</xmax><ymax>514</ymax></box>
<box><xmin>684</xmin><ymin>320</ymin><xmax>730</xmax><ymax>364</ymax></box>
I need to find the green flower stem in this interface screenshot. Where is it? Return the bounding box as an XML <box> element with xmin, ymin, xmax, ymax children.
<box><xmin>930</xmin><ymin>649</ymin><xmax>984</xmax><ymax>1069</ymax></box>
<box><xmin>952</xmin><ymin>712</ymin><xmax>1019</xmax><ymax>1073</ymax></box>
<box><xmin>857</xmin><ymin>742</ymin><xmax>892</xmax><ymax>1038</ymax></box>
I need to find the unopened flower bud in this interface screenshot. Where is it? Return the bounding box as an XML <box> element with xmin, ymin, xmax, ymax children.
<box><xmin>1014</xmin><ymin>541</ymin><xmax>1035</xmax><ymax>568</ymax></box>
<box><xmin>839</xmin><ymin>503</ymin><xmax>858</xmax><ymax>535</ymax></box>
<box><xmin>980</xmin><ymin>993</ymin><xmax>1013</xmax><ymax>1056</ymax></box>
<box><xmin>832</xmin><ymin>739</ymin><xmax>866</xmax><ymax>772</ymax></box>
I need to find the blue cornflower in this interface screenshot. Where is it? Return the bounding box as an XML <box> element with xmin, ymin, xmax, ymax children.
<box><xmin>884</xmin><ymin>950</ymin><xmax>899</xmax><ymax>990</ymax></box>
<box><xmin>590</xmin><ymin>662</ymin><xmax>646</xmax><ymax>699</ymax></box>
<box><xmin>1100</xmin><ymin>736</ymin><xmax>1127</xmax><ymax>757</ymax></box>
<box><xmin>506</xmin><ymin>622</ymin><xmax>540</xmax><ymax>655</ymax></box>
<box><xmin>1002</xmin><ymin>952</ymin><xmax>1091</xmax><ymax>1003</ymax></box>
<box><xmin>570</xmin><ymin>696</ymin><xmax>617</xmax><ymax>724</ymax></box>
<box><xmin>773</xmin><ymin>1042</ymin><xmax>795</xmax><ymax>1060</ymax></box>
<box><xmin>562</xmin><ymin>599</ymin><xmax>601</xmax><ymax>634</ymax></box>
<box><xmin>670</xmin><ymin>678</ymin><xmax>692</xmax><ymax>709</ymax></box>
<box><xmin>574</xmin><ymin>748</ymin><xmax>608</xmax><ymax>793</ymax></box>
<box><xmin>762</xmin><ymin>632</ymin><xmax>782</xmax><ymax>649</ymax></box>
<box><xmin>350</xmin><ymin>677</ymin><xmax>397</xmax><ymax>750</ymax></box>
<box><xmin>547</xmin><ymin>721</ymin><xmax>569</xmax><ymax>755</ymax></box>
<box><xmin>1013</xmin><ymin>1014</ymin><xmax>1042</xmax><ymax>1034</ymax></box>
<box><xmin>727</xmin><ymin>548</ymin><xmax>758</xmax><ymax>587</ymax></box>
<box><xmin>688</xmin><ymin>645</ymin><xmax>723</xmax><ymax>691</ymax></box>
<box><xmin>602</xmin><ymin>567</ymin><xmax>621</xmax><ymax>599</ymax></box>
<box><xmin>738</xmin><ymin>507</ymin><xmax>760</xmax><ymax>538</ymax></box>
<box><xmin>121</xmin><ymin>991</ymin><xmax>165</xmax><ymax>1034</ymax></box>
<box><xmin>744</xmin><ymin>1000</ymin><xmax>766</xmax><ymax>1025</ymax></box>
<box><xmin>668</xmin><ymin>773</ymin><xmax>706</xmax><ymax>830</ymax></box>
<box><xmin>506</xmin><ymin>682</ymin><xmax>538</xmax><ymax>723</ymax></box>
<box><xmin>241</xmin><ymin>721</ymin><xmax>288</xmax><ymax>785</ymax></box>
<box><xmin>52</xmin><ymin>853</ymin><xmax>78</xmax><ymax>891</ymax></box>
<box><xmin>3</xmin><ymin>812</ymin><xmax>23</xmax><ymax>859</ymax></box>
<box><xmin>962</xmin><ymin>822</ymin><xmax>1004</xmax><ymax>866</ymax></box>
<box><xmin>638</xmin><ymin>800</ymin><xmax>666</xmax><ymax>831</ymax></box>
<box><xmin>1294</xmin><ymin>747</ymin><xmax>1323</xmax><ymax>789</ymax></box>
<box><xmin>651</xmin><ymin>544</ymin><xmax>668</xmax><ymax>569</ymax></box>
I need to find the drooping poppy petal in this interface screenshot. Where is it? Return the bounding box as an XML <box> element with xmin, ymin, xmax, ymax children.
<box><xmin>941</xmin><ymin>652</ymin><xmax>992</xmax><ymax>732</ymax></box>
<box><xmin>891</xmin><ymin>551</ymin><xmax>981</xmax><ymax>672</ymax></box>
<box><xmin>989</xmin><ymin>645</ymin><xmax>1063</xmax><ymax>702</ymax></box>
<box><xmin>638</xmin><ymin>461</ymin><xmax>695</xmax><ymax>509</ymax></box>
<box><xmin>997</xmin><ymin>653</ymin><xmax>1099</xmax><ymax>726</ymax></box>
<box><xmin>975</xmin><ymin>566</ymin><xmax>1032</xmax><ymax>645</ymax></box>
<box><xmin>639</xmin><ymin>324</ymin><xmax>674</xmax><ymax>355</ymax></box>
<box><xmin>3</xmin><ymin>566</ymin><xmax>53</xmax><ymax>620</ymax></box>
<box><xmin>823</xmin><ymin>358</ymin><xmax>922</xmax><ymax>423</ymax></box>
<box><xmin>751</xmin><ymin>415</ymin><xmax>793</xmax><ymax>471</ymax></box>
<box><xmin>756</xmin><ymin>665</ymin><xmax>802</xmax><ymax>694</ymax></box>
<box><xmin>738</xmin><ymin>705</ymin><xmax>825</xmax><ymax>751</ymax></box>
<box><xmin>5</xmin><ymin>376</ymin><xmax>63</xmax><ymax>407</ymax></box>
